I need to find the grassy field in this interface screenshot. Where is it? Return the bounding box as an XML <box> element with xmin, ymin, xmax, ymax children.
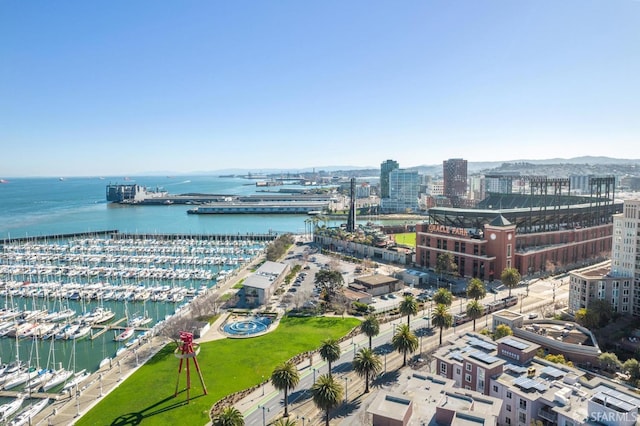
<box><xmin>77</xmin><ymin>316</ymin><xmax>361</xmax><ymax>426</ymax></box>
<box><xmin>393</xmin><ymin>232</ymin><xmax>416</xmax><ymax>247</ymax></box>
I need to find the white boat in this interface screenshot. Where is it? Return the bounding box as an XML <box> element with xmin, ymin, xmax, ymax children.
<box><xmin>98</xmin><ymin>357</ymin><xmax>112</xmax><ymax>369</ymax></box>
<box><xmin>9</xmin><ymin>398</ymin><xmax>49</xmax><ymax>426</ymax></box>
<box><xmin>62</xmin><ymin>370</ymin><xmax>90</xmax><ymax>392</ymax></box>
<box><xmin>83</xmin><ymin>307</ymin><xmax>115</xmax><ymax>324</ymax></box>
<box><xmin>114</xmin><ymin>327</ymin><xmax>134</xmax><ymax>342</ymax></box>
<box><xmin>0</xmin><ymin>395</ymin><xmax>24</xmax><ymax>422</ymax></box>
<box><xmin>3</xmin><ymin>368</ymin><xmax>38</xmax><ymax>390</ymax></box>
<box><xmin>42</xmin><ymin>367</ymin><xmax>73</xmax><ymax>391</ymax></box>
<box><xmin>71</xmin><ymin>324</ymin><xmax>92</xmax><ymax>340</ymax></box>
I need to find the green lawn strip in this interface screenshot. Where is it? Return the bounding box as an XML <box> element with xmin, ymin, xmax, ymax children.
<box><xmin>76</xmin><ymin>316</ymin><xmax>361</xmax><ymax>426</ymax></box>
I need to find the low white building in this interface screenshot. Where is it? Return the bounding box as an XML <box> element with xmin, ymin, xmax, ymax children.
<box><xmin>243</xmin><ymin>261</ymin><xmax>288</xmax><ymax>307</ymax></box>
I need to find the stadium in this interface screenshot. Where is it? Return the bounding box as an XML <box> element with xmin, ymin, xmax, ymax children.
<box><xmin>415</xmin><ymin>176</ymin><xmax>622</xmax><ymax>280</ymax></box>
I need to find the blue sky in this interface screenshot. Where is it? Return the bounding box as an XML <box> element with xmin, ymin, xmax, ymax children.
<box><xmin>1</xmin><ymin>0</ymin><xmax>639</xmax><ymax>177</ymax></box>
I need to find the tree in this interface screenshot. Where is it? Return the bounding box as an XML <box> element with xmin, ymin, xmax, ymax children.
<box><xmin>360</xmin><ymin>315</ymin><xmax>380</xmax><ymax>349</ymax></box>
<box><xmin>500</xmin><ymin>267</ymin><xmax>521</xmax><ymax>298</ymax></box>
<box><xmin>433</xmin><ymin>288</ymin><xmax>452</xmax><ymax>307</ymax></box>
<box><xmin>431</xmin><ymin>303</ymin><xmax>452</xmax><ymax>346</ymax></box>
<box><xmin>212</xmin><ymin>406</ymin><xmax>244</xmax><ymax>426</ymax></box>
<box><xmin>392</xmin><ymin>324</ymin><xmax>419</xmax><ymax>366</ymax></box>
<box><xmin>271</xmin><ymin>361</ymin><xmax>300</xmax><ymax>418</ymax></box>
<box><xmin>314</xmin><ymin>269</ymin><xmax>345</xmax><ymax>302</ymax></box>
<box><xmin>494</xmin><ymin>324</ymin><xmax>513</xmax><ymax>340</ymax></box>
<box><xmin>466</xmin><ymin>300</ymin><xmax>483</xmax><ymax>331</ymax></box>
<box><xmin>599</xmin><ymin>352</ymin><xmax>622</xmax><ymax>373</ymax></box>
<box><xmin>588</xmin><ymin>300</ymin><xmax>614</xmax><ymax>328</ymax></box>
<box><xmin>399</xmin><ymin>295</ymin><xmax>418</xmax><ymax>326</ymax></box>
<box><xmin>435</xmin><ymin>253</ymin><xmax>457</xmax><ymax>283</ymax></box>
<box><xmin>622</xmin><ymin>358</ymin><xmax>640</xmax><ymax>381</ymax></box>
<box><xmin>466</xmin><ymin>278</ymin><xmax>486</xmax><ymax>301</ymax></box>
<box><xmin>319</xmin><ymin>338</ymin><xmax>341</xmax><ymax>377</ymax></box>
<box><xmin>311</xmin><ymin>374</ymin><xmax>343</xmax><ymax>426</ymax></box>
<box><xmin>352</xmin><ymin>348</ymin><xmax>382</xmax><ymax>393</ymax></box>
<box><xmin>272</xmin><ymin>419</ymin><xmax>298</xmax><ymax>426</ymax></box>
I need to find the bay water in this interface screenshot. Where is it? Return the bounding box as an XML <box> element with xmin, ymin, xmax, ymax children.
<box><xmin>0</xmin><ymin>175</ymin><xmax>346</xmax><ymax>399</ymax></box>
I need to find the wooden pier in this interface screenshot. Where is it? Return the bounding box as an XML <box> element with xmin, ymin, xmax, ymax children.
<box><xmin>0</xmin><ymin>390</ymin><xmax>60</xmax><ymax>400</ymax></box>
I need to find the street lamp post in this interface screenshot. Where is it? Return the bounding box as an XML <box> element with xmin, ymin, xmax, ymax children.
<box><xmin>352</xmin><ymin>343</ymin><xmax>357</xmax><ymax>358</ymax></box>
<box><xmin>384</xmin><ymin>352</ymin><xmax>387</xmax><ymax>373</ymax></box>
<box><xmin>99</xmin><ymin>373</ymin><xmax>103</xmax><ymax>397</ymax></box>
<box><xmin>420</xmin><ymin>334</ymin><xmax>423</xmax><ymax>355</ymax></box>
<box><xmin>313</xmin><ymin>367</ymin><xmax>317</xmax><ymax>383</ymax></box>
<box><xmin>343</xmin><ymin>376</ymin><xmax>349</xmax><ymax>403</ymax></box>
<box><xmin>75</xmin><ymin>384</ymin><xmax>80</xmax><ymax>418</ymax></box>
<box><xmin>258</xmin><ymin>405</ymin><xmax>269</xmax><ymax>426</ymax></box>
<box><xmin>262</xmin><ymin>375</ymin><xmax>265</xmax><ymax>396</ymax></box>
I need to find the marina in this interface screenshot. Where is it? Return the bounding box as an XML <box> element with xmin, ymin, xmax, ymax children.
<box><xmin>0</xmin><ymin>231</ymin><xmax>269</xmax><ymax>416</ymax></box>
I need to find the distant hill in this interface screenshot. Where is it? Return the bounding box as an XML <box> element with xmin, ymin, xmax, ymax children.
<box><xmin>137</xmin><ymin>156</ymin><xmax>638</xmax><ymax>178</ymax></box>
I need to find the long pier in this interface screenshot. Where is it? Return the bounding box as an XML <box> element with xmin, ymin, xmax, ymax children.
<box><xmin>0</xmin><ymin>390</ymin><xmax>60</xmax><ymax>399</ymax></box>
<box><xmin>1</xmin><ymin>230</ymin><xmax>119</xmax><ymax>245</ymax></box>
<box><xmin>90</xmin><ymin>318</ymin><xmax>127</xmax><ymax>340</ymax></box>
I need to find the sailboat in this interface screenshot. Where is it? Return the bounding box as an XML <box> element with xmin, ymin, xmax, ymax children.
<box><xmin>8</xmin><ymin>398</ymin><xmax>49</xmax><ymax>426</ymax></box>
<box><xmin>62</xmin><ymin>338</ymin><xmax>89</xmax><ymax>392</ymax></box>
<box><xmin>41</xmin><ymin>338</ymin><xmax>73</xmax><ymax>392</ymax></box>
<box><xmin>0</xmin><ymin>394</ymin><xmax>24</xmax><ymax>422</ymax></box>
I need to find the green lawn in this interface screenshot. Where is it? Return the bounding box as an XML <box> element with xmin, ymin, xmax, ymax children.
<box><xmin>394</xmin><ymin>232</ymin><xmax>416</xmax><ymax>247</ymax></box>
<box><xmin>77</xmin><ymin>316</ymin><xmax>361</xmax><ymax>426</ymax></box>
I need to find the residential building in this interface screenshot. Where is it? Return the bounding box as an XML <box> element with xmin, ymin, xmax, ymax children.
<box><xmin>443</xmin><ymin>158</ymin><xmax>468</xmax><ymax>200</ymax></box>
<box><xmin>568</xmin><ymin>198</ymin><xmax>640</xmax><ymax>316</ymax></box>
<box><xmin>380</xmin><ymin>169</ymin><xmax>420</xmax><ymax>213</ymax></box>
<box><xmin>434</xmin><ymin>332</ymin><xmax>640</xmax><ymax>426</ymax></box>
<box><xmin>380</xmin><ymin>159</ymin><xmax>399</xmax><ymax>199</ymax></box>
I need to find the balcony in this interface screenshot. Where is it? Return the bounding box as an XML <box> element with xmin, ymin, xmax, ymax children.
<box><xmin>538</xmin><ymin>407</ymin><xmax>557</xmax><ymax>422</ymax></box>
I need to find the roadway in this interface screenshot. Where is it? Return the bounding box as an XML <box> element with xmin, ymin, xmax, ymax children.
<box><xmin>237</xmin><ymin>274</ymin><xmax>571</xmax><ymax>425</ymax></box>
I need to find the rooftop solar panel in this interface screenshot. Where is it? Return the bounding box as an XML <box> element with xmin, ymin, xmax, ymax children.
<box><xmin>592</xmin><ymin>386</ymin><xmax>640</xmax><ymax>412</ymax></box>
<box><xmin>541</xmin><ymin>366</ymin><xmax>565</xmax><ymax>378</ymax></box>
<box><xmin>501</xmin><ymin>337</ymin><xmax>529</xmax><ymax>350</ymax></box>
<box><xmin>468</xmin><ymin>336</ymin><xmax>497</xmax><ymax>351</ymax></box>
<box><xmin>469</xmin><ymin>350</ymin><xmax>501</xmax><ymax>365</ymax></box>
<box><xmin>513</xmin><ymin>376</ymin><xmax>547</xmax><ymax>392</ymax></box>
<box><xmin>505</xmin><ymin>364</ymin><xmax>527</xmax><ymax>374</ymax></box>
<box><xmin>449</xmin><ymin>350</ymin><xmax>464</xmax><ymax>362</ymax></box>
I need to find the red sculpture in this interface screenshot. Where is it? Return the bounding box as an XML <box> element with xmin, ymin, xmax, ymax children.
<box><xmin>174</xmin><ymin>331</ymin><xmax>207</xmax><ymax>402</ymax></box>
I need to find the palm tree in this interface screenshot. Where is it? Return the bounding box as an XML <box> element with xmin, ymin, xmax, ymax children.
<box><xmin>271</xmin><ymin>361</ymin><xmax>300</xmax><ymax>418</ymax></box>
<box><xmin>432</xmin><ymin>303</ymin><xmax>453</xmax><ymax>346</ymax></box>
<box><xmin>466</xmin><ymin>277</ymin><xmax>486</xmax><ymax>301</ymax></box>
<box><xmin>319</xmin><ymin>338</ymin><xmax>341</xmax><ymax>377</ymax></box>
<box><xmin>360</xmin><ymin>315</ymin><xmax>380</xmax><ymax>349</ymax></box>
<box><xmin>466</xmin><ymin>300</ymin><xmax>484</xmax><ymax>331</ymax></box>
<box><xmin>311</xmin><ymin>373</ymin><xmax>343</xmax><ymax>426</ymax></box>
<box><xmin>352</xmin><ymin>347</ymin><xmax>382</xmax><ymax>393</ymax></box>
<box><xmin>272</xmin><ymin>418</ymin><xmax>298</xmax><ymax>426</ymax></box>
<box><xmin>433</xmin><ymin>287</ymin><xmax>452</xmax><ymax>306</ymax></box>
<box><xmin>500</xmin><ymin>267</ymin><xmax>521</xmax><ymax>298</ymax></box>
<box><xmin>399</xmin><ymin>295</ymin><xmax>418</xmax><ymax>326</ymax></box>
<box><xmin>391</xmin><ymin>324</ymin><xmax>419</xmax><ymax>367</ymax></box>
<box><xmin>212</xmin><ymin>405</ymin><xmax>244</xmax><ymax>426</ymax></box>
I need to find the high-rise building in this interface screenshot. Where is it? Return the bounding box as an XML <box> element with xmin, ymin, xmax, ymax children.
<box><xmin>380</xmin><ymin>159</ymin><xmax>399</xmax><ymax>199</ymax></box>
<box><xmin>380</xmin><ymin>169</ymin><xmax>420</xmax><ymax>213</ymax></box>
<box><xmin>443</xmin><ymin>158</ymin><xmax>468</xmax><ymax>199</ymax></box>
<box><xmin>568</xmin><ymin>198</ymin><xmax>640</xmax><ymax>316</ymax></box>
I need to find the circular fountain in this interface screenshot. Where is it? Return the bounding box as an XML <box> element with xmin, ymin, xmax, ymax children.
<box><xmin>223</xmin><ymin>316</ymin><xmax>273</xmax><ymax>337</ymax></box>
